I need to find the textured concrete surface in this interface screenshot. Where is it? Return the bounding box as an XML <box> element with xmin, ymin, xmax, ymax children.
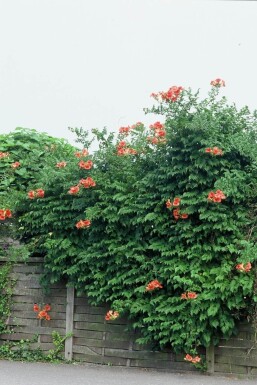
<box><xmin>0</xmin><ymin>360</ymin><xmax>255</xmax><ymax>385</ymax></box>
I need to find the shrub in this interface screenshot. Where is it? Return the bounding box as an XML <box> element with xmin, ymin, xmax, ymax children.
<box><xmin>14</xmin><ymin>82</ymin><xmax>257</xmax><ymax>355</ymax></box>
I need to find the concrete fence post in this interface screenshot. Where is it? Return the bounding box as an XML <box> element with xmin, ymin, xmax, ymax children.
<box><xmin>206</xmin><ymin>344</ymin><xmax>215</xmax><ymax>374</ymax></box>
<box><xmin>65</xmin><ymin>286</ymin><xmax>75</xmax><ymax>360</ymax></box>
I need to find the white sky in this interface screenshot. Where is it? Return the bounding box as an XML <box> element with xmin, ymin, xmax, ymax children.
<box><xmin>0</xmin><ymin>0</ymin><xmax>256</xmax><ymax>147</ymax></box>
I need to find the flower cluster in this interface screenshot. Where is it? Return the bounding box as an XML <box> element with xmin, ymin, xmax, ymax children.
<box><xmin>147</xmin><ymin>121</ymin><xmax>166</xmax><ymax>145</ymax></box>
<box><xmin>184</xmin><ymin>354</ymin><xmax>201</xmax><ymax>364</ymax></box>
<box><xmin>0</xmin><ymin>209</ymin><xmax>12</xmax><ymax>221</ymax></box>
<box><xmin>210</xmin><ymin>78</ymin><xmax>225</xmax><ymax>87</ymax></box>
<box><xmin>149</xmin><ymin>121</ymin><xmax>165</xmax><ymax>133</ymax></box>
<box><xmin>173</xmin><ymin>209</ymin><xmax>188</xmax><ymax>220</ymax></box>
<box><xmin>68</xmin><ymin>185</ymin><xmax>79</xmax><ymax>195</ymax></box>
<box><xmin>78</xmin><ymin>160</ymin><xmax>93</xmax><ymax>170</ymax></box>
<box><xmin>181</xmin><ymin>291</ymin><xmax>198</xmax><ymax>300</ymax></box>
<box><xmin>131</xmin><ymin>122</ymin><xmax>143</xmax><ymax>129</ymax></box>
<box><xmin>28</xmin><ymin>189</ymin><xmax>45</xmax><ymax>199</ymax></box>
<box><xmin>207</xmin><ymin>190</ymin><xmax>226</xmax><ymax>203</ymax></box>
<box><xmin>166</xmin><ymin>197</ymin><xmax>180</xmax><ymax>207</ymax></box>
<box><xmin>119</xmin><ymin>126</ymin><xmax>131</xmax><ymax>135</ymax></box>
<box><xmin>68</xmin><ymin>177</ymin><xmax>96</xmax><ymax>195</ymax></box>
<box><xmin>151</xmin><ymin>86</ymin><xmax>183</xmax><ymax>102</ymax></box>
<box><xmin>146</xmin><ymin>280</ymin><xmax>163</xmax><ymax>291</ymax></box>
<box><xmin>236</xmin><ymin>262</ymin><xmax>252</xmax><ymax>272</ymax></box>
<box><xmin>117</xmin><ymin>141</ymin><xmax>137</xmax><ymax>156</ymax></box>
<box><xmin>118</xmin><ymin>122</ymin><xmax>143</xmax><ymax>135</ymax></box>
<box><xmin>105</xmin><ymin>310</ymin><xmax>119</xmax><ymax>321</ymax></box>
<box><xmin>79</xmin><ymin>177</ymin><xmax>96</xmax><ymax>188</ymax></box>
<box><xmin>166</xmin><ymin>198</ymin><xmax>188</xmax><ymax>220</ymax></box>
<box><xmin>11</xmin><ymin>161</ymin><xmax>21</xmax><ymax>168</ymax></box>
<box><xmin>75</xmin><ymin>219</ymin><xmax>91</xmax><ymax>229</ymax></box>
<box><xmin>0</xmin><ymin>152</ymin><xmax>9</xmax><ymax>159</ymax></box>
<box><xmin>56</xmin><ymin>161</ymin><xmax>67</xmax><ymax>168</ymax></box>
<box><xmin>173</xmin><ymin>209</ymin><xmax>180</xmax><ymax>220</ymax></box>
<box><xmin>33</xmin><ymin>303</ymin><xmax>51</xmax><ymax>321</ymax></box>
<box><xmin>205</xmin><ymin>147</ymin><xmax>223</xmax><ymax>156</ymax></box>
<box><xmin>74</xmin><ymin>149</ymin><xmax>89</xmax><ymax>158</ymax></box>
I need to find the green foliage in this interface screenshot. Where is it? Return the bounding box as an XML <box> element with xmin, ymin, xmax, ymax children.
<box><xmin>0</xmin><ymin>336</ymin><xmax>45</xmax><ymax>362</ymax></box>
<box><xmin>0</xmin><ymin>262</ymin><xmax>13</xmax><ymax>334</ymax></box>
<box><xmin>0</xmin><ymin>331</ymin><xmax>72</xmax><ymax>362</ymax></box>
<box><xmin>0</xmin><ymin>238</ymin><xmax>30</xmax><ymax>335</ymax></box>
<box><xmin>11</xmin><ymin>84</ymin><xmax>257</xmax><ymax>357</ymax></box>
<box><xmin>0</xmin><ymin>127</ymin><xmax>77</xmax><ymax>245</ymax></box>
<box><xmin>46</xmin><ymin>331</ymin><xmax>73</xmax><ymax>361</ymax></box>
<box><xmin>0</xmin><ymin>127</ymin><xmax>74</xmax><ymax>200</ymax></box>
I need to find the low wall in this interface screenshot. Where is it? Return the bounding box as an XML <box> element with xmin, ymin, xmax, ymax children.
<box><xmin>1</xmin><ymin>256</ymin><xmax>257</xmax><ymax>376</ymax></box>
<box><xmin>0</xmin><ymin>257</ymin><xmax>198</xmax><ymax>372</ymax></box>
<box><xmin>211</xmin><ymin>322</ymin><xmax>257</xmax><ymax>376</ymax></box>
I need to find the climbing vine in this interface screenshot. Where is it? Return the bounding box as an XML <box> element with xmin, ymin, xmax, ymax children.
<box><xmin>4</xmin><ymin>80</ymin><xmax>257</xmax><ymax>360</ymax></box>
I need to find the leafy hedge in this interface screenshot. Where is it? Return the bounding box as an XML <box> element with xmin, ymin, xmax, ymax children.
<box><xmin>0</xmin><ymin>128</ymin><xmax>76</xmax><ymax>333</ymax></box>
<box><xmin>0</xmin><ymin>128</ymin><xmax>75</xmax><ymax>236</ymax></box>
<box><xmin>2</xmin><ymin>83</ymin><xmax>257</xmax><ymax>358</ymax></box>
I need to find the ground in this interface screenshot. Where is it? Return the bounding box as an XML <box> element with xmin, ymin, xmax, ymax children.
<box><xmin>0</xmin><ymin>361</ymin><xmax>255</xmax><ymax>385</ymax></box>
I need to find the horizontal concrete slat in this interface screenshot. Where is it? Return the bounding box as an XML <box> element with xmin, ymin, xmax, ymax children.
<box><xmin>73</xmin><ymin>314</ymin><xmax>105</xmax><ymax>323</ymax></box>
<box><xmin>75</xmin><ymin>305</ymin><xmax>106</xmax><ymax>315</ymax></box>
<box><xmin>11</xmin><ymin>310</ymin><xmax>66</xmax><ymax>321</ymax></box>
<box><xmin>11</xmin><ymin>303</ymin><xmax>65</xmax><ymax>313</ymax></box>
<box><xmin>74</xmin><ymin>322</ymin><xmax>128</xmax><ymax>333</ymax></box>
<box><xmin>215</xmin><ymin>354</ymin><xmax>257</xmax><ymax>368</ymax></box>
<box><xmin>72</xmin><ymin>353</ymin><xmax>128</xmax><ymax>366</ymax></box>
<box><xmin>73</xmin><ymin>337</ymin><xmax>130</xmax><ymax>350</ymax></box>
<box><xmin>215</xmin><ymin>346</ymin><xmax>257</xmax><ymax>357</ymax></box>
<box><xmin>13</xmin><ymin>288</ymin><xmax>42</xmax><ymax>296</ymax></box>
<box><xmin>105</xmin><ymin>332</ymin><xmax>135</xmax><ymax>342</ymax></box>
<box><xmin>0</xmin><ymin>333</ymin><xmax>37</xmax><ymax>341</ymax></box>
<box><xmin>12</xmin><ymin>266</ymin><xmax>44</xmax><ymax>273</ymax></box>
<box><xmin>72</xmin><ymin>345</ymin><xmax>102</xmax><ymax>355</ymax></box>
<box><xmin>214</xmin><ymin>362</ymin><xmax>248</xmax><ymax>374</ymax></box>
<box><xmin>130</xmin><ymin>359</ymin><xmax>197</xmax><ymax>371</ymax></box>
<box><xmin>73</xmin><ymin>329</ymin><xmax>103</xmax><ymax>340</ymax></box>
<box><xmin>104</xmin><ymin>348</ymin><xmax>172</xmax><ymax>360</ymax></box>
<box><xmin>218</xmin><ymin>338</ymin><xmax>257</xmax><ymax>349</ymax></box>
<box><xmin>7</xmin><ymin>318</ymin><xmax>40</xmax><ymax>327</ymax></box>
<box><xmin>14</xmin><ymin>326</ymin><xmax>66</xmax><ymax>335</ymax></box>
<box><xmin>12</xmin><ymin>295</ymin><xmax>44</xmax><ymax>303</ymax></box>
